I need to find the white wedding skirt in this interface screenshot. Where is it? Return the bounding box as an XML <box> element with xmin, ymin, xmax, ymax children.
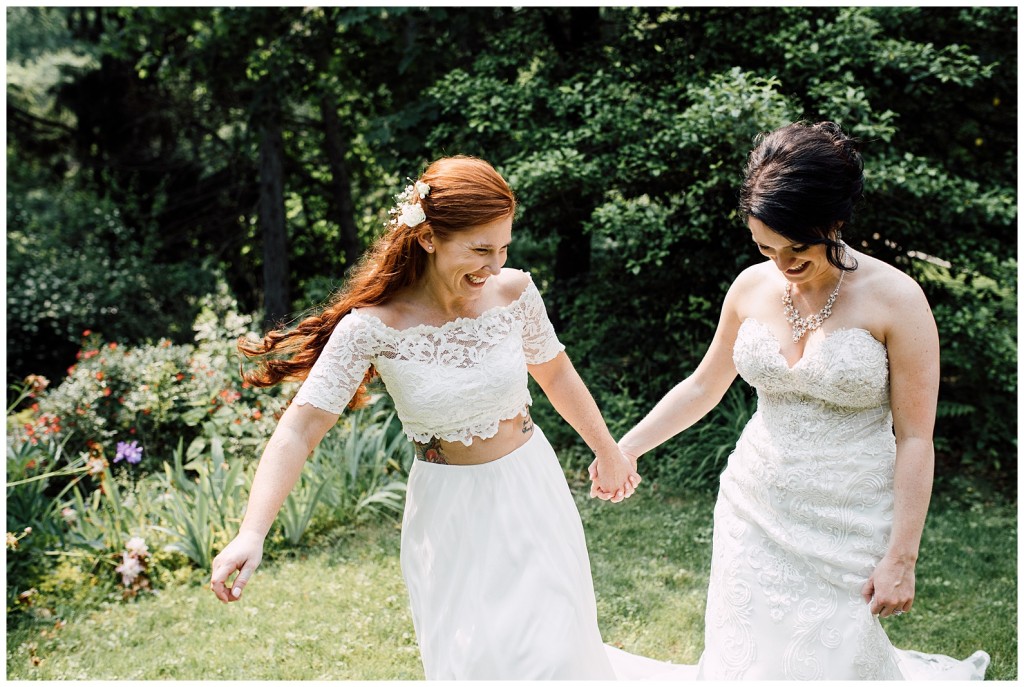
<box><xmin>400</xmin><ymin>426</ymin><xmax>695</xmax><ymax>680</ymax></box>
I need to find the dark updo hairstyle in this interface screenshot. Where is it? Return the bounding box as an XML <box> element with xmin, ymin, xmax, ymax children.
<box><xmin>738</xmin><ymin>121</ymin><xmax>863</xmax><ymax>271</ymax></box>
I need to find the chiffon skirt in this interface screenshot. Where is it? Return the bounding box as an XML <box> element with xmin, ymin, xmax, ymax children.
<box><xmin>400</xmin><ymin>426</ymin><xmax>694</xmax><ymax>680</ymax></box>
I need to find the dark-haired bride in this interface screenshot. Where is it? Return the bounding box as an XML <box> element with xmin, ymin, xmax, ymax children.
<box><xmin>613</xmin><ymin>122</ymin><xmax>990</xmax><ymax>680</ymax></box>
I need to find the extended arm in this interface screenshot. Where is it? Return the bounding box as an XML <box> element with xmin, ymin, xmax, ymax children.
<box><xmin>861</xmin><ymin>279</ymin><xmax>939</xmax><ymax>617</ymax></box>
<box><xmin>529</xmin><ymin>352</ymin><xmax>639</xmax><ymax>502</ymax></box>
<box><xmin>209</xmin><ymin>402</ymin><xmax>338</xmax><ymax>602</ymax></box>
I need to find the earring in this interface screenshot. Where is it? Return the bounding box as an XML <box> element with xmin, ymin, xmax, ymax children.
<box><xmin>426</xmin><ymin>245</ymin><xmax>433</xmax><ymax>252</ymax></box>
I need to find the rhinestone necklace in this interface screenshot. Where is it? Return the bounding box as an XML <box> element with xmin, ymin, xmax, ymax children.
<box><xmin>782</xmin><ymin>268</ymin><xmax>845</xmax><ymax>343</ymax></box>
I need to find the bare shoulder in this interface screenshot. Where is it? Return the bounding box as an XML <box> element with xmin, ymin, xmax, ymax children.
<box><xmin>850</xmin><ymin>252</ymin><xmax>934</xmax><ymax>344</ymax></box>
<box><xmin>727</xmin><ymin>260</ymin><xmax>780</xmax><ymax>318</ymax></box>
<box><xmin>856</xmin><ymin>253</ymin><xmax>930</xmax><ymax>313</ymax></box>
<box><xmin>352</xmin><ymin>299</ymin><xmax>399</xmax><ymax>328</ymax></box>
<box><xmin>493</xmin><ymin>268</ymin><xmax>534</xmax><ymax>303</ymax></box>
<box><xmin>732</xmin><ymin>261</ymin><xmax>775</xmax><ymax>292</ymax></box>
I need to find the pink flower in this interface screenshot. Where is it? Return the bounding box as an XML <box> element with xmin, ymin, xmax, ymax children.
<box><xmin>125</xmin><ymin>536</ymin><xmax>148</xmax><ymax>557</ymax></box>
<box><xmin>86</xmin><ymin>455</ymin><xmax>107</xmax><ymax>476</ymax></box>
<box><xmin>115</xmin><ymin>552</ymin><xmax>144</xmax><ymax>586</ymax></box>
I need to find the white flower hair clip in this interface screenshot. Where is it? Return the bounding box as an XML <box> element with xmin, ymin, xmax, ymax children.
<box><xmin>388</xmin><ymin>179</ymin><xmax>431</xmax><ymax>228</ymax></box>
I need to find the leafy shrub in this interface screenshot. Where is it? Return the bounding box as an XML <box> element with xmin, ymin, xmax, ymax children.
<box><xmin>19</xmin><ymin>286</ymin><xmax>294</xmax><ymax>476</ymax></box>
<box><xmin>5</xmin><ymin>186</ymin><xmax>217</xmax><ymax>385</ymax></box>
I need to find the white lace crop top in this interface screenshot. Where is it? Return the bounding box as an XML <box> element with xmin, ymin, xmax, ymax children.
<box><xmin>292</xmin><ymin>272</ymin><xmax>565</xmax><ymax>445</ymax></box>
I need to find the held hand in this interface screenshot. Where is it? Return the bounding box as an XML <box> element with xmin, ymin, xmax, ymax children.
<box><xmin>588</xmin><ymin>450</ymin><xmax>641</xmax><ymax>503</ymax></box>
<box><xmin>861</xmin><ymin>554</ymin><xmax>917</xmax><ymax>618</ymax></box>
<box><xmin>210</xmin><ymin>530</ymin><xmax>265</xmax><ymax>603</ymax></box>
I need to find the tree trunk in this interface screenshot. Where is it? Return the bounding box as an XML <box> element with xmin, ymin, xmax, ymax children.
<box><xmin>553</xmin><ymin>213</ymin><xmax>591</xmax><ymax>284</ymax></box>
<box><xmin>259</xmin><ymin>118</ymin><xmax>289</xmax><ymax>328</ymax></box>
<box><xmin>319</xmin><ymin>93</ymin><xmax>362</xmax><ymax>271</ymax></box>
<box><xmin>544</xmin><ymin>7</ymin><xmax>601</xmax><ymax>288</ymax></box>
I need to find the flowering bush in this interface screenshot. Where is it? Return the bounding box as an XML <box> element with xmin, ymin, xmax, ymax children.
<box><xmin>17</xmin><ymin>286</ymin><xmax>296</xmax><ymax>476</ymax></box>
<box><xmin>6</xmin><ymin>288</ymin><xmax>412</xmax><ymax>623</ymax></box>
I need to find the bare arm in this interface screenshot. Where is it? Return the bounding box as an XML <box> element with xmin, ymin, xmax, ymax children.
<box><xmin>861</xmin><ymin>278</ymin><xmax>939</xmax><ymax>617</ymax></box>
<box><xmin>617</xmin><ymin>280</ymin><xmax>744</xmax><ymax>462</ymax></box>
<box><xmin>529</xmin><ymin>352</ymin><xmax>639</xmax><ymax>502</ymax></box>
<box><xmin>210</xmin><ymin>402</ymin><xmax>339</xmax><ymax>602</ymax></box>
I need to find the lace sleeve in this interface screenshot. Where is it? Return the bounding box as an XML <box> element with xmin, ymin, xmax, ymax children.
<box><xmin>292</xmin><ymin>313</ymin><xmax>375</xmax><ymax>414</ymax></box>
<box><xmin>518</xmin><ymin>278</ymin><xmax>566</xmax><ymax>365</ymax></box>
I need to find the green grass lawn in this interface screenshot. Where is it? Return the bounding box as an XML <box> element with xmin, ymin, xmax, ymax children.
<box><xmin>6</xmin><ymin>483</ymin><xmax>1016</xmax><ymax>680</ymax></box>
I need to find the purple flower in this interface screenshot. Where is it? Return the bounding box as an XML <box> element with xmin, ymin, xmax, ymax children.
<box><xmin>114</xmin><ymin>440</ymin><xmax>144</xmax><ymax>465</ymax></box>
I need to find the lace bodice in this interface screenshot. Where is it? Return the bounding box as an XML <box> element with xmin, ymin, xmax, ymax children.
<box><xmin>732</xmin><ymin>318</ymin><xmax>892</xmax><ymax>451</ymax></box>
<box><xmin>293</xmin><ymin>272</ymin><xmax>565</xmax><ymax>445</ymax></box>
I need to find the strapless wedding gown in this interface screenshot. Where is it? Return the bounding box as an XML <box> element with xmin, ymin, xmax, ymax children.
<box><xmin>694</xmin><ymin>318</ymin><xmax>990</xmax><ymax>679</ymax></box>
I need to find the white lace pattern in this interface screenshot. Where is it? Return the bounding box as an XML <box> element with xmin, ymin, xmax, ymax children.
<box><xmin>699</xmin><ymin>318</ymin><xmax>902</xmax><ymax>679</ymax></box>
<box><xmin>293</xmin><ymin>273</ymin><xmax>565</xmax><ymax>445</ymax></box>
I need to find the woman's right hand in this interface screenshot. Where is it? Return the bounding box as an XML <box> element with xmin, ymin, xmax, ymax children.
<box><xmin>210</xmin><ymin>530</ymin><xmax>265</xmax><ymax>603</ymax></box>
<box><xmin>588</xmin><ymin>449</ymin><xmax>640</xmax><ymax>503</ymax></box>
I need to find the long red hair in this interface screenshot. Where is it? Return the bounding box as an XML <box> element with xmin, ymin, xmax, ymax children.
<box><xmin>238</xmin><ymin>155</ymin><xmax>517</xmax><ymax>409</ymax></box>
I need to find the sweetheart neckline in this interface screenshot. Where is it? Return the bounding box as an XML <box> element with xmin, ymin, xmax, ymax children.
<box><xmin>740</xmin><ymin>318</ymin><xmax>886</xmax><ymax>372</ymax></box>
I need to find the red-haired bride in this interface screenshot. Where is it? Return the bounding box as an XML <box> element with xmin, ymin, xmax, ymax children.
<box><xmin>207</xmin><ymin>156</ymin><xmax>690</xmax><ymax>679</ymax></box>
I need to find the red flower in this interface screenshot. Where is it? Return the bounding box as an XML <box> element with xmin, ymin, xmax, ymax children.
<box><xmin>82</xmin><ymin>329</ymin><xmax>92</xmax><ymax>337</ymax></box>
<box><xmin>175</xmin><ymin>373</ymin><xmax>184</xmax><ymax>381</ymax></box>
<box><xmin>103</xmin><ymin>388</ymin><xmax>112</xmax><ymax>397</ymax></box>
<box><xmin>108</xmin><ymin>342</ymin><xmax>117</xmax><ymax>350</ymax></box>
<box><xmin>252</xmin><ymin>410</ymin><xmax>263</xmax><ymax>420</ymax></box>
<box><xmin>95</xmin><ymin>371</ymin><xmax>104</xmax><ymax>381</ymax></box>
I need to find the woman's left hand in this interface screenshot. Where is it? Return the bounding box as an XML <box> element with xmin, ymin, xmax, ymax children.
<box><xmin>587</xmin><ymin>450</ymin><xmax>640</xmax><ymax>503</ymax></box>
<box><xmin>861</xmin><ymin>554</ymin><xmax>917</xmax><ymax>618</ymax></box>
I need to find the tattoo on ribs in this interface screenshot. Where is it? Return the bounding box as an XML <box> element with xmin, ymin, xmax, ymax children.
<box><xmin>414</xmin><ymin>436</ymin><xmax>450</xmax><ymax>464</ymax></box>
<box><xmin>522</xmin><ymin>410</ymin><xmax>534</xmax><ymax>434</ymax></box>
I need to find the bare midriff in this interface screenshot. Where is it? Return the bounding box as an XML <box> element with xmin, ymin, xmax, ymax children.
<box><xmin>413</xmin><ymin>410</ymin><xmax>534</xmax><ymax>466</ymax></box>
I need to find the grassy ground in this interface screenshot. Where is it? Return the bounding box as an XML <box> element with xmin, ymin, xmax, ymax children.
<box><xmin>6</xmin><ymin>483</ymin><xmax>1017</xmax><ymax>680</ymax></box>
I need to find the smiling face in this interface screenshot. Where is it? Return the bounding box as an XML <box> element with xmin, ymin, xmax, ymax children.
<box><xmin>748</xmin><ymin>216</ymin><xmax>837</xmax><ymax>284</ymax></box>
<box><xmin>420</xmin><ymin>214</ymin><xmax>513</xmax><ymax>298</ymax></box>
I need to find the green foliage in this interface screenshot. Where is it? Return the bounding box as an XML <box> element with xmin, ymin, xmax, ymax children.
<box><xmin>24</xmin><ymin>287</ymin><xmax>292</xmax><ymax>474</ymax></box>
<box><xmin>6</xmin><ymin>301</ymin><xmax>412</xmax><ymax>622</ymax></box>
<box><xmin>152</xmin><ymin>439</ymin><xmax>251</xmax><ymax>570</ymax></box>
<box><xmin>913</xmin><ymin>257</ymin><xmax>1017</xmax><ymax>485</ymax></box>
<box><xmin>5</xmin><ymin>187</ymin><xmax>217</xmax><ymax>384</ymax></box>
<box><xmin>421</xmin><ymin>6</ymin><xmax>1015</xmax><ymax>493</ymax></box>
<box><xmin>279</xmin><ymin>401</ymin><xmax>411</xmax><ymax>546</ymax></box>
<box><xmin>5</xmin><ymin>431</ymin><xmax>85</xmax><ymax>614</ymax></box>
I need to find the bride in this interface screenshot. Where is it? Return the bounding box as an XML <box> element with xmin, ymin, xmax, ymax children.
<box><xmin>208</xmin><ymin>155</ymin><xmax>693</xmax><ymax>679</ymax></box>
<box><xmin>611</xmin><ymin>121</ymin><xmax>990</xmax><ymax>680</ymax></box>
